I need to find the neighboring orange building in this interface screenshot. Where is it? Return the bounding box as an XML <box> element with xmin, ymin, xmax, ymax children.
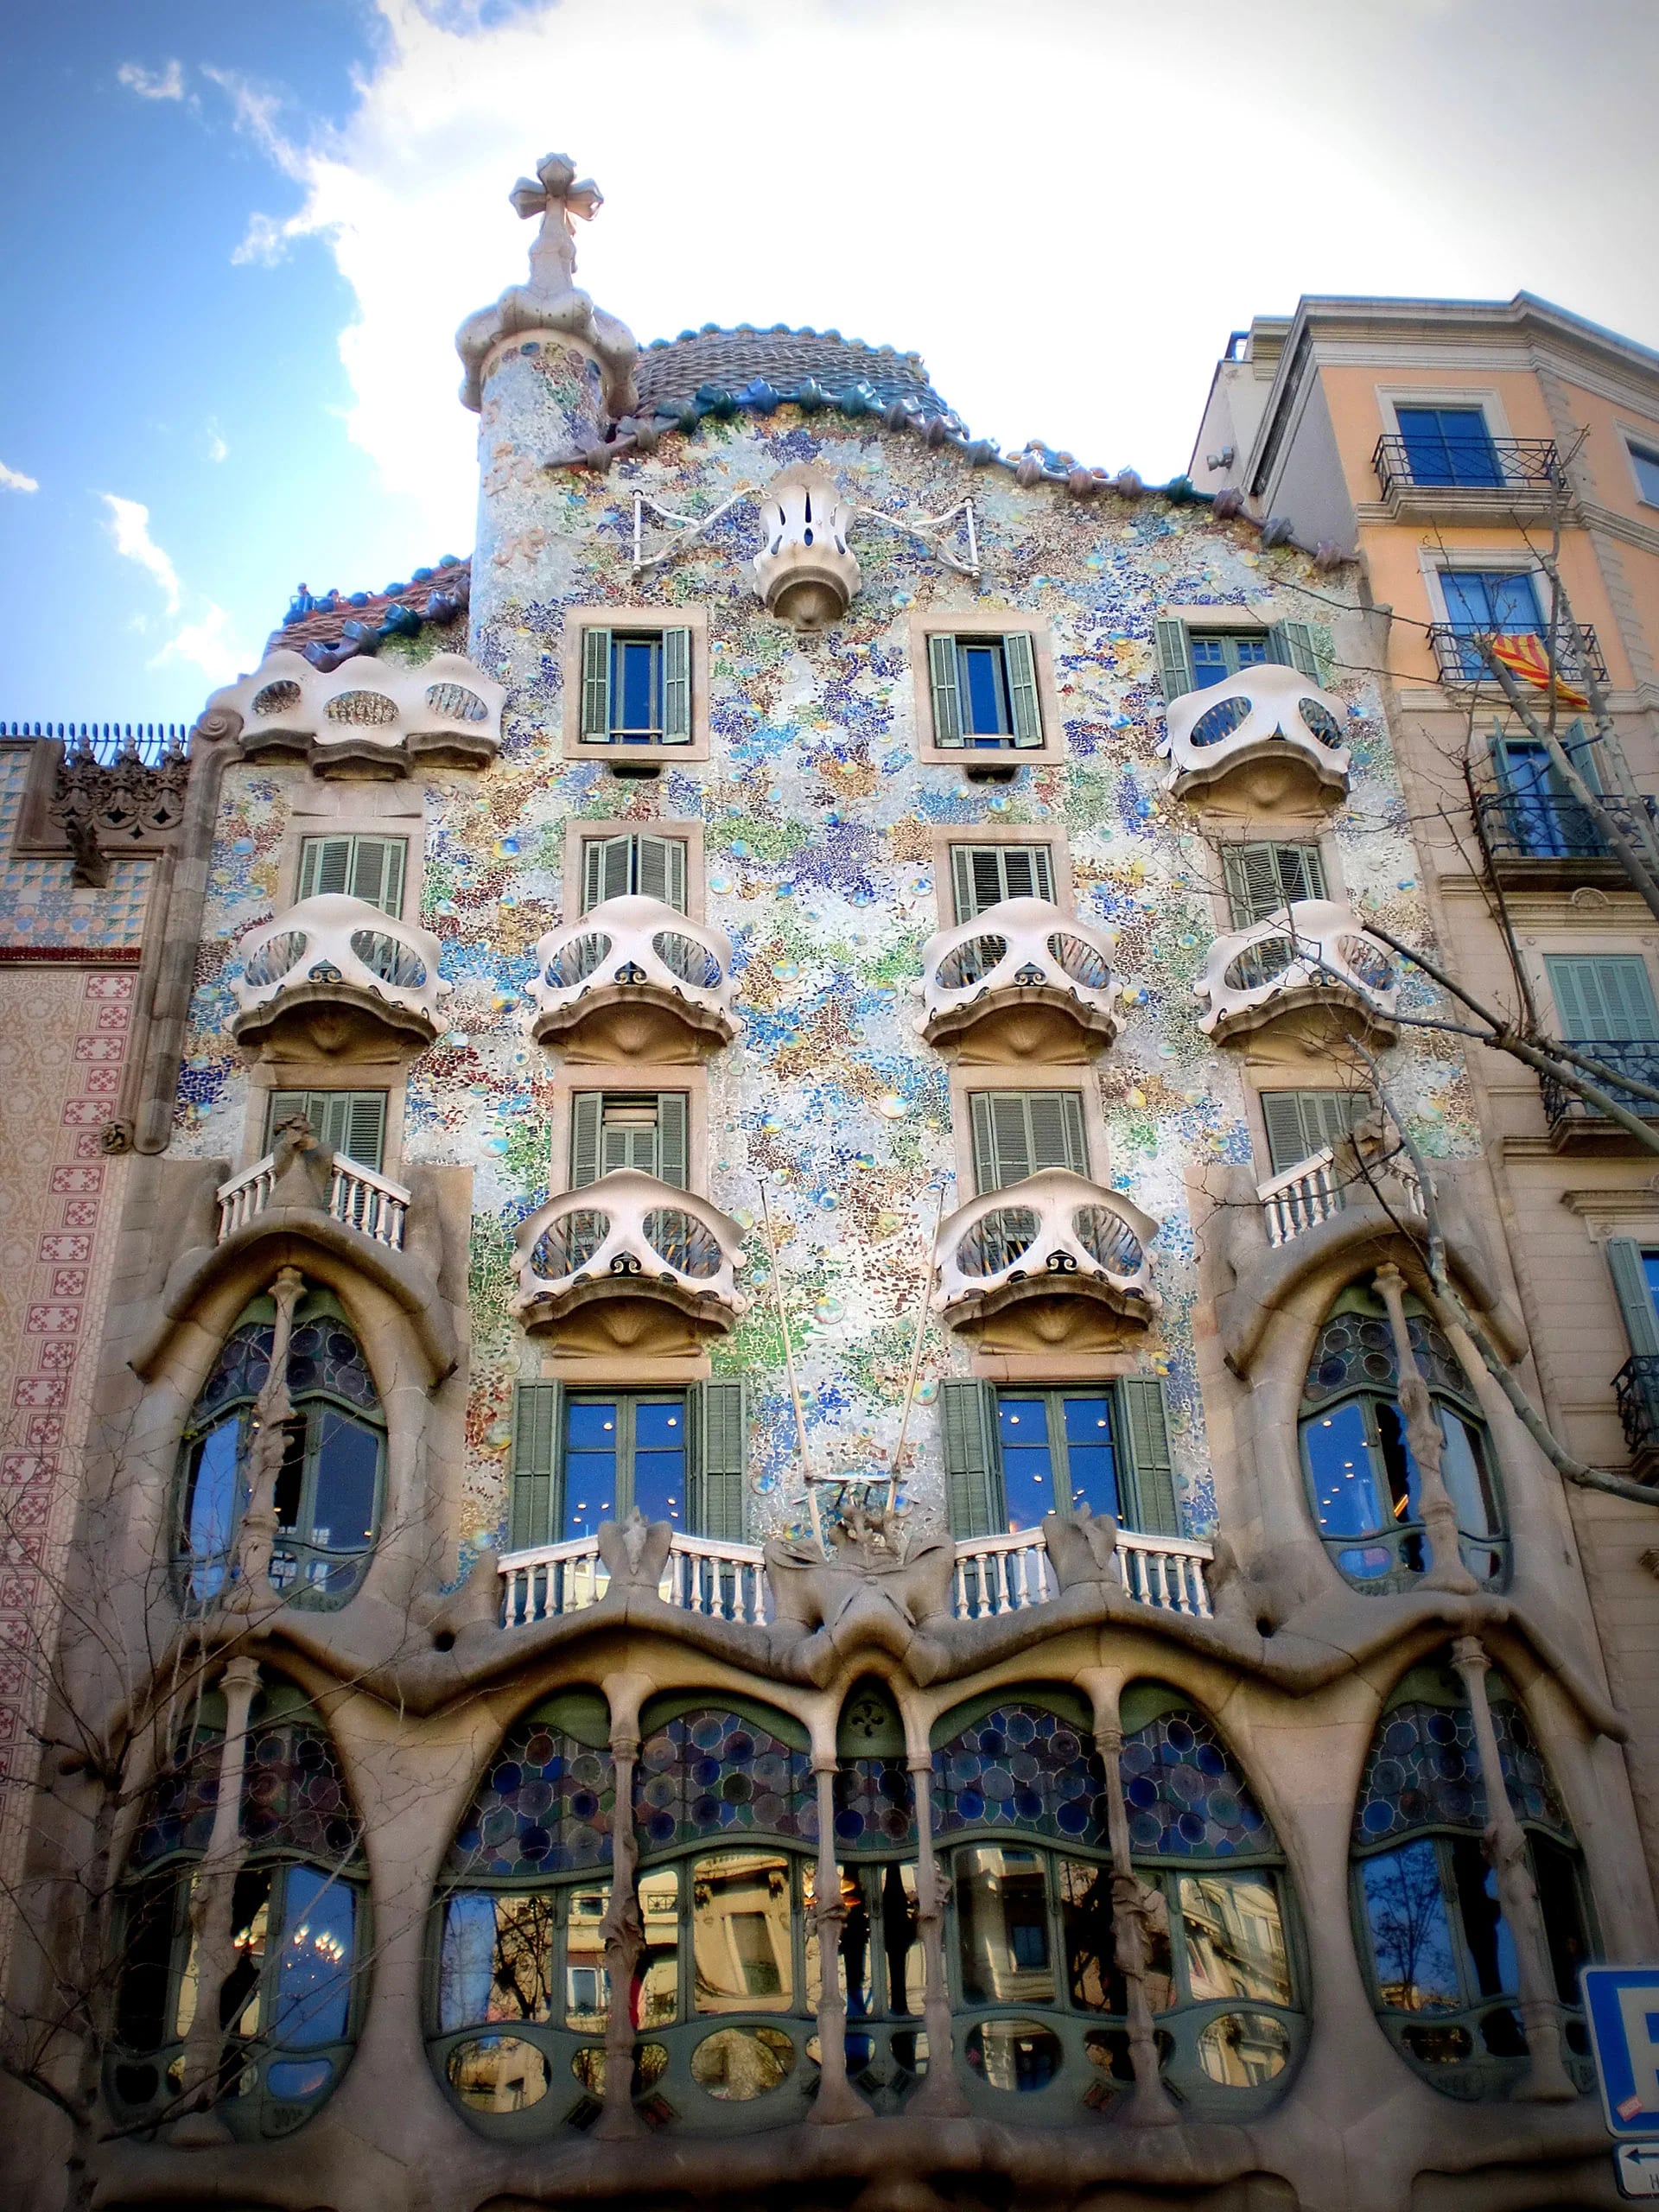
<box><xmin>1192</xmin><ymin>292</ymin><xmax>1659</xmax><ymax>1889</ymax></box>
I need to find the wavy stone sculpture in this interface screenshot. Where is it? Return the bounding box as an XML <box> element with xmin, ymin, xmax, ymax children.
<box><xmin>206</xmin><ymin>649</ymin><xmax>503</xmax><ymax>777</ymax></box>
<box><xmin>752</xmin><ymin>465</ymin><xmax>861</xmax><ymax>632</ymax></box>
<box><xmin>1193</xmin><ymin>898</ymin><xmax>1399</xmax><ymax>1045</ymax></box>
<box><xmin>1161</xmin><ymin>661</ymin><xmax>1350</xmax><ymax>811</ymax></box>
<box><xmin>231</xmin><ymin>893</ymin><xmax>451</xmax><ymax>1056</ymax></box>
<box><xmin>527</xmin><ymin>894</ymin><xmax>737</xmax><ymax>1061</ymax></box>
<box><xmin>917</xmin><ymin>895</ymin><xmax>1120</xmax><ymax>1061</ymax></box>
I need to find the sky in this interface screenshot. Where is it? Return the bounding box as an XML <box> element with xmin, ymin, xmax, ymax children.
<box><xmin>3</xmin><ymin>0</ymin><xmax>1658</xmax><ymax>726</ymax></box>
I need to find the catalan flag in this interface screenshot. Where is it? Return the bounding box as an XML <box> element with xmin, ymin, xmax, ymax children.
<box><xmin>1486</xmin><ymin>631</ymin><xmax>1591</xmax><ymax>711</ymax></box>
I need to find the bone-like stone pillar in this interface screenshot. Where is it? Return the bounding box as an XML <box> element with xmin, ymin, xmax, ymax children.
<box><xmin>230</xmin><ymin>1265</ymin><xmax>304</xmax><ymax>1610</ymax></box>
<box><xmin>596</xmin><ymin>1673</ymin><xmax>651</xmax><ymax>2139</ymax></box>
<box><xmin>1374</xmin><ymin>1264</ymin><xmax>1477</xmax><ymax>1595</ymax></box>
<box><xmin>1095</xmin><ymin>1711</ymin><xmax>1179</xmax><ymax>2125</ymax></box>
<box><xmin>808</xmin><ymin>1759</ymin><xmax>868</xmax><ymax>2123</ymax></box>
<box><xmin>1450</xmin><ymin>1635</ymin><xmax>1576</xmax><ymax>2101</ymax></box>
<box><xmin>171</xmin><ymin>1653</ymin><xmax>262</xmax><ymax>2136</ymax></box>
<box><xmin>906</xmin><ymin>1751</ymin><xmax>967</xmax><ymax>2115</ymax></box>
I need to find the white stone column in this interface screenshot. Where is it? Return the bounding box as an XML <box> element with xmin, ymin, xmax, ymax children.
<box><xmin>807</xmin><ymin>1759</ymin><xmax>868</xmax><ymax>2123</ymax></box>
<box><xmin>230</xmin><ymin>1266</ymin><xmax>304</xmax><ymax>1611</ymax></box>
<box><xmin>596</xmin><ymin>1673</ymin><xmax>650</xmax><ymax>2139</ymax></box>
<box><xmin>171</xmin><ymin>1652</ymin><xmax>261</xmax><ymax>2137</ymax></box>
<box><xmin>1093</xmin><ymin>1709</ymin><xmax>1179</xmax><ymax>2125</ymax></box>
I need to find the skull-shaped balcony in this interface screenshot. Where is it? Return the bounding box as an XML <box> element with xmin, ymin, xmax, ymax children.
<box><xmin>230</xmin><ymin>894</ymin><xmax>450</xmax><ymax>1058</ymax></box>
<box><xmin>1194</xmin><ymin>899</ymin><xmax>1399</xmax><ymax>1047</ymax></box>
<box><xmin>527</xmin><ymin>895</ymin><xmax>737</xmax><ymax>1063</ymax></box>
<box><xmin>918</xmin><ymin>898</ymin><xmax>1121</xmax><ymax>1063</ymax></box>
<box><xmin>512</xmin><ymin>1171</ymin><xmax>747</xmax><ymax>1356</ymax></box>
<box><xmin>1163</xmin><ymin>662</ymin><xmax>1350</xmax><ymax>814</ymax></box>
<box><xmin>208</xmin><ymin>648</ymin><xmax>503</xmax><ymax>777</ymax></box>
<box><xmin>934</xmin><ymin>1168</ymin><xmax>1160</xmax><ymax>1353</ymax></box>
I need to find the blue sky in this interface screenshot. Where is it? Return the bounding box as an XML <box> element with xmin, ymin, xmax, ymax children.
<box><xmin>4</xmin><ymin>0</ymin><xmax>1657</xmax><ymax>726</ymax></box>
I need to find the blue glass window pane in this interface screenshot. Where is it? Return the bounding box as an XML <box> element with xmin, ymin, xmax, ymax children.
<box><xmin>1362</xmin><ymin>1841</ymin><xmax>1461</xmax><ymax>2011</ymax></box>
<box><xmin>1191</xmin><ymin>636</ymin><xmax>1230</xmax><ymax>690</ymax></box>
<box><xmin>1440</xmin><ymin>569</ymin><xmax>1542</xmax><ymax>642</ymax></box>
<box><xmin>309</xmin><ymin>1410</ymin><xmax>378</xmax><ymax>1552</ymax></box>
<box><xmin>960</xmin><ymin>643</ymin><xmax>1010</xmax><ymax>739</ymax></box>
<box><xmin>1234</xmin><ymin>637</ymin><xmax>1269</xmax><ymax>667</ymax></box>
<box><xmin>1060</xmin><ymin>1394</ymin><xmax>1118</xmax><ymax>1517</ymax></box>
<box><xmin>272</xmin><ymin>1865</ymin><xmax>354</xmax><ymax>2047</ymax></box>
<box><xmin>613</xmin><ymin>637</ymin><xmax>660</xmax><ymax>736</ymax></box>
<box><xmin>185</xmin><ymin>1416</ymin><xmax>245</xmax><ymax>1596</ymax></box>
<box><xmin>1397</xmin><ymin>406</ymin><xmax>1501</xmax><ymax>488</ymax></box>
<box><xmin>564</xmin><ymin>1400</ymin><xmax>617</xmax><ymax>1537</ymax></box>
<box><xmin>998</xmin><ymin>1397</ymin><xmax>1053</xmax><ymax>1529</ymax></box>
<box><xmin>1501</xmin><ymin>741</ymin><xmax>1573</xmax><ymax>856</ymax></box>
<box><xmin>1303</xmin><ymin>1399</ymin><xmax>1382</xmax><ymax>1535</ymax></box>
<box><xmin>439</xmin><ymin>1893</ymin><xmax>497</xmax><ymax>2031</ymax></box>
<box><xmin>632</xmin><ymin>1398</ymin><xmax>685</xmax><ymax>1525</ymax></box>
<box><xmin>1632</xmin><ymin>444</ymin><xmax>1659</xmax><ymax>507</ymax></box>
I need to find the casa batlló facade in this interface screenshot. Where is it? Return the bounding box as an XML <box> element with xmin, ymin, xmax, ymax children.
<box><xmin>3</xmin><ymin>155</ymin><xmax>1656</xmax><ymax>2212</ymax></box>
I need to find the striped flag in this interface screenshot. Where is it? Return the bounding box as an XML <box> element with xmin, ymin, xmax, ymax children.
<box><xmin>1486</xmin><ymin>632</ymin><xmax>1590</xmax><ymax>710</ymax></box>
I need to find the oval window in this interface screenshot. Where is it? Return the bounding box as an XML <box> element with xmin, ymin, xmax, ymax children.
<box><xmin>1190</xmin><ymin>696</ymin><xmax>1252</xmax><ymax>747</ymax></box>
<box><xmin>251</xmin><ymin>680</ymin><xmax>302</xmax><ymax>718</ymax></box>
<box><xmin>547</xmin><ymin>933</ymin><xmax>611</xmax><ymax>989</ymax></box>
<box><xmin>447</xmin><ymin>2033</ymin><xmax>550</xmax><ymax>2112</ymax></box>
<box><xmin>955</xmin><ymin>1206</ymin><xmax>1039</xmax><ymax>1279</ymax></box>
<box><xmin>324</xmin><ymin>690</ymin><xmax>398</xmax><ymax>726</ymax></box>
<box><xmin>1046</xmin><ymin>932</ymin><xmax>1112</xmax><ymax>991</ymax></box>
<box><xmin>1196</xmin><ymin>2010</ymin><xmax>1292</xmax><ymax>2086</ymax></box>
<box><xmin>937</xmin><ymin>935</ymin><xmax>1007</xmax><ymax>990</ymax></box>
<box><xmin>244</xmin><ymin>931</ymin><xmax>308</xmax><ymax>989</ymax></box>
<box><xmin>690</xmin><ymin>2024</ymin><xmax>797</xmax><ymax>2100</ymax></box>
<box><xmin>652</xmin><ymin>931</ymin><xmax>721</xmax><ymax>988</ymax></box>
<box><xmin>349</xmin><ymin>931</ymin><xmax>427</xmax><ymax>988</ymax></box>
<box><xmin>1298</xmin><ymin>698</ymin><xmax>1344</xmax><ymax>747</ymax></box>
<box><xmin>965</xmin><ymin>2017</ymin><xmax>1063</xmax><ymax>2093</ymax></box>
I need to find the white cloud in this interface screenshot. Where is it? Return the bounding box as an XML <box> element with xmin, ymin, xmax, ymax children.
<box><xmin>151</xmin><ymin>602</ymin><xmax>255</xmax><ymax>688</ymax></box>
<box><xmin>0</xmin><ymin>461</ymin><xmax>38</xmax><ymax>494</ymax></box>
<box><xmin>100</xmin><ymin>494</ymin><xmax>182</xmax><ymax>613</ymax></box>
<box><xmin>118</xmin><ymin>59</ymin><xmax>187</xmax><ymax>101</ymax></box>
<box><xmin>206</xmin><ymin>422</ymin><xmax>229</xmax><ymax>463</ymax></box>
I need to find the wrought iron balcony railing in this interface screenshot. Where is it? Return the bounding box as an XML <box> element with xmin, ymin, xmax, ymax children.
<box><xmin>1373</xmin><ymin>433</ymin><xmax>1561</xmax><ymax>500</ymax></box>
<box><xmin>1428</xmin><ymin>623</ymin><xmax>1606</xmax><ymax>688</ymax></box>
<box><xmin>1539</xmin><ymin>1040</ymin><xmax>1659</xmax><ymax>1137</ymax></box>
<box><xmin>1474</xmin><ymin>786</ymin><xmax>1656</xmax><ymax>868</ymax></box>
<box><xmin>1614</xmin><ymin>1354</ymin><xmax>1659</xmax><ymax>1466</ymax></box>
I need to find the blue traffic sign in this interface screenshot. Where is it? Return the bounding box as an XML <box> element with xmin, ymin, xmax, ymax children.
<box><xmin>1582</xmin><ymin>1967</ymin><xmax>1659</xmax><ymax>2137</ymax></box>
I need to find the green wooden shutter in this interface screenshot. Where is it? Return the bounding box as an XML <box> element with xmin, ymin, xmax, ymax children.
<box><xmin>1546</xmin><ymin>955</ymin><xmax>1659</xmax><ymax>1042</ymax></box>
<box><xmin>1154</xmin><ymin>619</ymin><xmax>1196</xmax><ymax>702</ymax></box>
<box><xmin>971</xmin><ymin>1093</ymin><xmax>1037</xmax><ymax>1192</ymax></box>
<box><xmin>639</xmin><ymin>834</ymin><xmax>687</xmax><ymax>913</ymax></box>
<box><xmin>313</xmin><ymin>1093</ymin><xmax>354</xmax><ymax>1156</ymax></box>
<box><xmin>342</xmin><ymin>1092</ymin><xmax>386</xmax><ymax>1171</ymax></box>
<box><xmin>1007</xmin><ymin>844</ymin><xmax>1053</xmax><ymax>903</ymax></box>
<box><xmin>1279</xmin><ymin>842</ymin><xmax>1326</xmax><ymax>906</ymax></box>
<box><xmin>1003</xmin><ymin>632</ymin><xmax>1043</xmax><ymax>747</ymax></box>
<box><xmin>941</xmin><ymin>1377</ymin><xmax>1001</xmax><ymax>1539</ymax></box>
<box><xmin>1261</xmin><ymin>1091</ymin><xmax>1316</xmax><ymax>1175</ymax></box>
<box><xmin>266</xmin><ymin>1090</ymin><xmax>311</xmax><ymax>1148</ymax></box>
<box><xmin>346</xmin><ymin>836</ymin><xmax>404</xmax><ymax>918</ymax></box>
<box><xmin>1607</xmin><ymin>1239</ymin><xmax>1659</xmax><ymax>1358</ymax></box>
<box><xmin>1117</xmin><ymin>1376</ymin><xmax>1179</xmax><ymax>1536</ymax></box>
<box><xmin>690</xmin><ymin>1380</ymin><xmax>747</xmax><ymax>1541</ymax></box>
<box><xmin>569</xmin><ymin>1093</ymin><xmax>603</xmax><ymax>1188</ymax></box>
<box><xmin>580</xmin><ymin>626</ymin><xmax>612</xmax><ymax>743</ymax></box>
<box><xmin>951</xmin><ymin>844</ymin><xmax>979</xmax><ymax>922</ymax></box>
<box><xmin>928</xmin><ymin>633</ymin><xmax>963</xmax><ymax>747</ymax></box>
<box><xmin>509</xmin><ymin>1382</ymin><xmax>563</xmax><ymax>1551</ymax></box>
<box><xmin>1223</xmin><ymin>844</ymin><xmax>1295</xmax><ymax>927</ymax></box>
<box><xmin>661</xmin><ymin>627</ymin><xmax>692</xmax><ymax>743</ymax></box>
<box><xmin>1268</xmin><ymin>620</ymin><xmax>1324</xmax><ymax>681</ymax></box>
<box><xmin>656</xmin><ymin>1092</ymin><xmax>689</xmax><ymax>1189</ymax></box>
<box><xmin>298</xmin><ymin>836</ymin><xmax>353</xmax><ymax>901</ymax></box>
<box><xmin>1027</xmin><ymin>1091</ymin><xmax>1087</xmax><ymax>1175</ymax></box>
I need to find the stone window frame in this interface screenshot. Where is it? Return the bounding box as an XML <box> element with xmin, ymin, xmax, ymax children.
<box><xmin>927</xmin><ymin>820</ymin><xmax>1075</xmax><ymax>931</ymax></box>
<box><xmin>947</xmin><ymin>1064</ymin><xmax>1109</xmax><ymax>1207</ymax></box>
<box><xmin>908</xmin><ymin>610</ymin><xmax>1066</xmax><ymax>769</ymax></box>
<box><xmin>278</xmin><ymin>791</ymin><xmax>425</xmax><ymax>924</ymax></box>
<box><xmin>544</xmin><ymin>1061</ymin><xmax>711</xmax><ymax>1202</ymax></box>
<box><xmin>562</xmin><ymin>815</ymin><xmax>707</xmax><ymax>925</ymax></box>
<box><xmin>560</xmin><ymin>604</ymin><xmax>712</xmax><ymax>766</ymax></box>
<box><xmin>241</xmin><ymin>1063</ymin><xmax>410</xmax><ymax>1179</ymax></box>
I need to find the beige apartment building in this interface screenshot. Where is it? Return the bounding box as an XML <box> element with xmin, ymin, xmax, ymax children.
<box><xmin>1191</xmin><ymin>292</ymin><xmax>1659</xmax><ymax>1888</ymax></box>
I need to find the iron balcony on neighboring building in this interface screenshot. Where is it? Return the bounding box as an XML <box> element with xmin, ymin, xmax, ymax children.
<box><xmin>1538</xmin><ymin>1040</ymin><xmax>1659</xmax><ymax>1149</ymax></box>
<box><xmin>1427</xmin><ymin>622</ymin><xmax>1606</xmax><ymax>690</ymax></box>
<box><xmin>1613</xmin><ymin>1354</ymin><xmax>1659</xmax><ymax>1479</ymax></box>
<box><xmin>1475</xmin><ymin>785</ymin><xmax>1656</xmax><ymax>885</ymax></box>
<box><xmin>1372</xmin><ymin>433</ymin><xmax>1561</xmax><ymax>513</ymax></box>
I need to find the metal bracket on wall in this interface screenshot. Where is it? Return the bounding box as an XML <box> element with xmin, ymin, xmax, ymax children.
<box><xmin>630</xmin><ymin>488</ymin><xmax>756</xmax><ymax>575</ymax></box>
<box><xmin>853</xmin><ymin>498</ymin><xmax>981</xmax><ymax>579</ymax></box>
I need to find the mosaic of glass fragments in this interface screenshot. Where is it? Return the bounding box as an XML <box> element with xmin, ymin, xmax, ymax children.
<box><xmin>126</xmin><ymin>1716</ymin><xmax>362</xmax><ymax>1870</ymax></box>
<box><xmin>446</xmin><ymin>1723</ymin><xmax>614</xmax><ymax>1879</ymax></box>
<box><xmin>636</xmin><ymin>1707</ymin><xmax>816</xmax><ymax>1853</ymax></box>
<box><xmin>192</xmin><ymin>1323</ymin><xmax>274</xmax><ymax>1420</ymax></box>
<box><xmin>1352</xmin><ymin>1694</ymin><xmax>1571</xmax><ymax>1845</ymax></box>
<box><xmin>931</xmin><ymin>1703</ymin><xmax>1108</xmax><ymax>1847</ymax></box>
<box><xmin>1303</xmin><ymin>1310</ymin><xmax>1475</xmax><ymax>1413</ymax></box>
<box><xmin>1119</xmin><ymin>1710</ymin><xmax>1274</xmax><ymax>1859</ymax></box>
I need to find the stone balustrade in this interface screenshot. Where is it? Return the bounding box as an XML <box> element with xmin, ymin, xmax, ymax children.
<box><xmin>526</xmin><ymin>894</ymin><xmax>737</xmax><ymax>1058</ymax></box>
<box><xmin>1193</xmin><ymin>899</ymin><xmax>1399</xmax><ymax>1045</ymax></box>
<box><xmin>205</xmin><ymin>647</ymin><xmax>503</xmax><ymax>773</ymax></box>
<box><xmin>216</xmin><ymin>1149</ymin><xmax>411</xmax><ymax>1251</ymax></box>
<box><xmin>1257</xmin><ymin>1142</ymin><xmax>1424</xmax><ymax>1249</ymax></box>
<box><xmin>512</xmin><ymin>1168</ymin><xmax>747</xmax><ymax>1344</ymax></box>
<box><xmin>231</xmin><ymin>893</ymin><xmax>450</xmax><ymax>1053</ymax></box>
<box><xmin>917</xmin><ymin>896</ymin><xmax>1121</xmax><ymax>1057</ymax></box>
<box><xmin>933</xmin><ymin>1167</ymin><xmax>1159</xmax><ymax>1338</ymax></box>
<box><xmin>1161</xmin><ymin>660</ymin><xmax>1350</xmax><ymax>804</ymax></box>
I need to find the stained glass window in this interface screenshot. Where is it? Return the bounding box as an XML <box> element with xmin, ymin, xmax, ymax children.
<box><xmin>1119</xmin><ymin>1709</ymin><xmax>1274</xmax><ymax>1859</ymax></box>
<box><xmin>833</xmin><ymin>1759</ymin><xmax>916</xmax><ymax>1853</ymax></box>
<box><xmin>446</xmin><ymin>1722</ymin><xmax>614</xmax><ymax>1880</ymax></box>
<box><xmin>636</xmin><ymin>1707</ymin><xmax>816</xmax><ymax>1855</ymax></box>
<box><xmin>931</xmin><ymin>1702</ymin><xmax>1108</xmax><ymax>1848</ymax></box>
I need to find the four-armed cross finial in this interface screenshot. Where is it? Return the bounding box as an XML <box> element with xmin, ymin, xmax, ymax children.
<box><xmin>508</xmin><ymin>151</ymin><xmax>605</xmax><ymax>300</ymax></box>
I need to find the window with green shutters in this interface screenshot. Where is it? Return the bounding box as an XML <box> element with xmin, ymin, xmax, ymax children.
<box><xmin>1605</xmin><ymin>1240</ymin><xmax>1659</xmax><ymax>1359</ymax></box>
<box><xmin>1155</xmin><ymin>617</ymin><xmax>1329</xmax><ymax>702</ymax></box>
<box><xmin>296</xmin><ymin>835</ymin><xmax>406</xmax><ymax>917</ymax></box>
<box><xmin>926</xmin><ymin>632</ymin><xmax>1044</xmax><ymax>749</ymax></box>
<box><xmin>1544</xmin><ymin>955</ymin><xmax>1659</xmax><ymax>1043</ymax></box>
<box><xmin>507</xmin><ymin>1380</ymin><xmax>744</xmax><ymax>1548</ymax></box>
<box><xmin>969</xmin><ymin>1090</ymin><xmax>1087</xmax><ymax>1193</ymax></box>
<box><xmin>1260</xmin><ymin>1090</ymin><xmax>1373</xmax><ymax>1176</ymax></box>
<box><xmin>1222</xmin><ymin>842</ymin><xmax>1327</xmax><ymax>928</ymax></box>
<box><xmin>265</xmin><ymin>1090</ymin><xmax>387</xmax><ymax>1171</ymax></box>
<box><xmin>949</xmin><ymin>842</ymin><xmax>1055</xmax><ymax>921</ymax></box>
<box><xmin>568</xmin><ymin>1092</ymin><xmax>689</xmax><ymax>1189</ymax></box>
<box><xmin>577</xmin><ymin>626</ymin><xmax>693</xmax><ymax>746</ymax></box>
<box><xmin>579</xmin><ymin>831</ymin><xmax>689</xmax><ymax>913</ymax></box>
<box><xmin>938</xmin><ymin>1376</ymin><xmax>1181</xmax><ymax>1541</ymax></box>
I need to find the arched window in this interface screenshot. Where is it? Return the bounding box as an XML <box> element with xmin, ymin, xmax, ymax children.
<box><xmin>825</xmin><ymin>1679</ymin><xmax>922</xmax><ymax>2106</ymax></box>
<box><xmin>1351</xmin><ymin>1656</ymin><xmax>1595</xmax><ymax>2097</ymax></box>
<box><xmin>1300</xmin><ymin>1283</ymin><xmax>1507</xmax><ymax>1591</ymax></box>
<box><xmin>429</xmin><ymin>1692</ymin><xmax>819</xmax><ymax>2136</ymax></box>
<box><xmin>931</xmin><ymin>1683</ymin><xmax>1304</xmax><ymax>2117</ymax></box>
<box><xmin>107</xmin><ymin>1679</ymin><xmax>366</xmax><ymax>2139</ymax></box>
<box><xmin>174</xmin><ymin>1285</ymin><xmax>385</xmax><ymax>1607</ymax></box>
